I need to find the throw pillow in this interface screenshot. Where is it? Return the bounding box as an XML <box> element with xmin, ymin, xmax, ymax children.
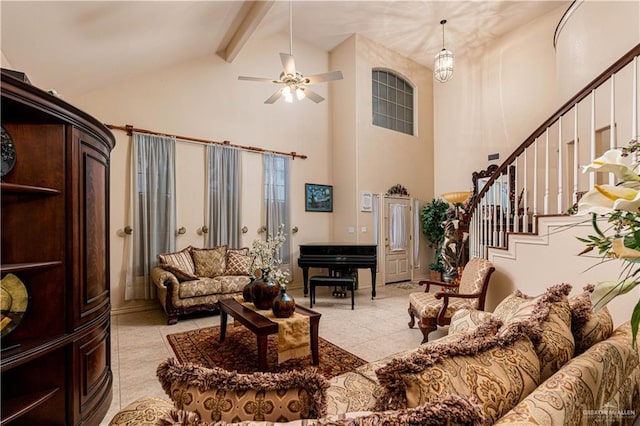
<box><xmin>493</xmin><ymin>283</ymin><xmax>575</xmax><ymax>382</ymax></box>
<box><xmin>448</xmin><ymin>308</ymin><xmax>494</xmax><ymax>335</ymax></box>
<box><xmin>157</xmin><ymin>358</ymin><xmax>329</xmax><ymax>423</ymax></box>
<box><xmin>191</xmin><ymin>246</ymin><xmax>227</xmax><ymax>278</ymax></box>
<box><xmin>109</xmin><ymin>397</ymin><xmax>174</xmax><ymax>426</ymax></box>
<box><xmin>374</xmin><ymin>318</ymin><xmax>540</xmax><ymax>424</ymax></box>
<box><xmin>225</xmin><ymin>248</ymin><xmax>253</xmax><ymax>276</ymax></box>
<box><xmin>318</xmin><ymin>395</ymin><xmax>485</xmax><ymax>426</ymax></box>
<box><xmin>158</xmin><ymin>394</ymin><xmax>486</xmax><ymax>426</ymax></box>
<box><xmin>158</xmin><ymin>247</ymin><xmax>198</xmax><ymax>281</ymax></box>
<box><xmin>569</xmin><ymin>284</ymin><xmax>614</xmax><ymax>354</ymax></box>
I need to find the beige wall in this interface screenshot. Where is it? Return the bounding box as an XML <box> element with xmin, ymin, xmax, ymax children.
<box><xmin>434</xmin><ymin>1</ymin><xmax>639</xmax><ymax>198</ymax></box>
<box><xmin>556</xmin><ymin>1</ymin><xmax>640</xmax><ymax>101</ymax></box>
<box><xmin>488</xmin><ymin>215</ymin><xmax>640</xmax><ymax>327</ymax></box>
<box><xmin>330</xmin><ymin>35</ymin><xmax>357</xmax><ymax>244</ymax></box>
<box><xmin>477</xmin><ymin>1</ymin><xmax>640</xmax><ymax>328</ymax></box>
<box><xmin>1</xmin><ymin>50</ymin><xmax>12</xmax><ymax>68</ymax></box>
<box><xmin>21</xmin><ymin>1</ymin><xmax>639</xmax><ymax>314</ymax></box>
<box><xmin>331</xmin><ymin>34</ymin><xmax>435</xmax><ymax>282</ymax></box>
<box><xmin>72</xmin><ymin>33</ymin><xmax>336</xmax><ymax>312</ymax></box>
<box><xmin>72</xmin><ymin>28</ymin><xmax>436</xmax><ymax>313</ymax></box>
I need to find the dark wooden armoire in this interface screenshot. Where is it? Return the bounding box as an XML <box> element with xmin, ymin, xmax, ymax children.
<box><xmin>1</xmin><ymin>71</ymin><xmax>115</xmax><ymax>425</ymax></box>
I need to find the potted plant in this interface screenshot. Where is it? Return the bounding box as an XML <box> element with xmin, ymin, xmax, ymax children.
<box><xmin>420</xmin><ymin>198</ymin><xmax>450</xmax><ymax>281</ymax></box>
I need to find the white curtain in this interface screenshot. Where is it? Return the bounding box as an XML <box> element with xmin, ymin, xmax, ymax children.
<box><xmin>389</xmin><ymin>203</ymin><xmax>408</xmax><ymax>251</ymax></box>
<box><xmin>125</xmin><ymin>132</ymin><xmax>176</xmax><ymax>300</ymax></box>
<box><xmin>263</xmin><ymin>153</ymin><xmax>290</xmax><ymax>264</ymax></box>
<box><xmin>373</xmin><ymin>194</ymin><xmax>380</xmax><ymax>272</ymax></box>
<box><xmin>373</xmin><ymin>195</ymin><xmax>380</xmax><ymax>246</ymax></box>
<box><xmin>207</xmin><ymin>145</ymin><xmax>241</xmax><ymax>248</ymax></box>
<box><xmin>413</xmin><ymin>198</ymin><xmax>420</xmax><ymax>267</ymax></box>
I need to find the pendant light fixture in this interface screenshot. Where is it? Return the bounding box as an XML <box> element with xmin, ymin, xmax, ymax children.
<box><xmin>434</xmin><ymin>19</ymin><xmax>454</xmax><ymax>83</ymax></box>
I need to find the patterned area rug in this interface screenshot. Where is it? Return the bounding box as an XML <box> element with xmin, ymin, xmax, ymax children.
<box><xmin>393</xmin><ymin>281</ymin><xmax>421</xmax><ymax>290</ymax></box>
<box><xmin>166</xmin><ymin>324</ymin><xmax>367</xmax><ymax>378</ymax></box>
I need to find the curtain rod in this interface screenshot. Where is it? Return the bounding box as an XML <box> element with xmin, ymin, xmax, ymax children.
<box><xmin>105</xmin><ymin>124</ymin><xmax>307</xmax><ymax>160</ymax></box>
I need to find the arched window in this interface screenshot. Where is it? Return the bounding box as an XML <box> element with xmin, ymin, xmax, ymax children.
<box><xmin>372</xmin><ymin>69</ymin><xmax>414</xmax><ymax>135</ymax></box>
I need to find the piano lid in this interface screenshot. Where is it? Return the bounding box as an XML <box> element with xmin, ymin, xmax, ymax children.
<box><xmin>299</xmin><ymin>242</ymin><xmax>376</xmax><ymax>247</ymax></box>
<box><xmin>299</xmin><ymin>242</ymin><xmax>377</xmax><ymax>257</ymax></box>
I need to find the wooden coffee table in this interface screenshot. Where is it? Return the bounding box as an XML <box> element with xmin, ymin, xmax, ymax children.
<box><xmin>218</xmin><ymin>297</ymin><xmax>321</xmax><ymax>371</ymax></box>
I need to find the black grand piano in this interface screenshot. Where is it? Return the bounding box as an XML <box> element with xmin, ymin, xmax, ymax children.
<box><xmin>297</xmin><ymin>243</ymin><xmax>378</xmax><ymax>299</ymax></box>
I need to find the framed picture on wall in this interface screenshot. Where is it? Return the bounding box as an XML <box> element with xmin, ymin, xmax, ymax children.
<box><xmin>305</xmin><ymin>183</ymin><xmax>333</xmax><ymax>212</ymax></box>
<box><xmin>361</xmin><ymin>191</ymin><xmax>373</xmax><ymax>212</ymax></box>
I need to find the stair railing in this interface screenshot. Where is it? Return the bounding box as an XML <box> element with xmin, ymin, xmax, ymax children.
<box><xmin>468</xmin><ymin>44</ymin><xmax>640</xmax><ymax>259</ymax></box>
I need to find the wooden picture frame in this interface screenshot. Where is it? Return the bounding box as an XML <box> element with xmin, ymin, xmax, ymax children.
<box><xmin>305</xmin><ymin>183</ymin><xmax>333</xmax><ymax>212</ymax></box>
<box><xmin>472</xmin><ymin>165</ymin><xmax>515</xmax><ymax>213</ymax></box>
<box><xmin>361</xmin><ymin>191</ymin><xmax>373</xmax><ymax>212</ymax></box>
<box><xmin>472</xmin><ymin>164</ymin><xmax>499</xmax><ymax>196</ymax></box>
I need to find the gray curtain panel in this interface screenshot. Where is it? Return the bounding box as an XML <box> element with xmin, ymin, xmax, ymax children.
<box><xmin>125</xmin><ymin>132</ymin><xmax>176</xmax><ymax>300</ymax></box>
<box><xmin>207</xmin><ymin>144</ymin><xmax>241</xmax><ymax>248</ymax></box>
<box><xmin>263</xmin><ymin>153</ymin><xmax>291</xmax><ymax>264</ymax></box>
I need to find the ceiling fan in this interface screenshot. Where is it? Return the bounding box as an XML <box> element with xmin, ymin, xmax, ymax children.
<box><xmin>238</xmin><ymin>1</ymin><xmax>343</xmax><ymax>104</ymax></box>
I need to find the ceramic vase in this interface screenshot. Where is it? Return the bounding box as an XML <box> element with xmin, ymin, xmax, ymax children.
<box><xmin>251</xmin><ymin>275</ymin><xmax>280</xmax><ymax>310</ymax></box>
<box><xmin>242</xmin><ymin>278</ymin><xmax>255</xmax><ymax>303</ymax></box>
<box><xmin>272</xmin><ymin>285</ymin><xmax>295</xmax><ymax>318</ymax></box>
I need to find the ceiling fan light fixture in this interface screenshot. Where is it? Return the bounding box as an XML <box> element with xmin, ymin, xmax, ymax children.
<box><xmin>283</xmin><ymin>86</ymin><xmax>294</xmax><ymax>103</ymax></box>
<box><xmin>434</xmin><ymin>19</ymin><xmax>454</xmax><ymax>83</ymax></box>
<box><xmin>237</xmin><ymin>0</ymin><xmax>343</xmax><ymax>104</ymax></box>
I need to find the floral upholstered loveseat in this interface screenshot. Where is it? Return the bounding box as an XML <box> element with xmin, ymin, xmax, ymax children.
<box><xmin>109</xmin><ymin>284</ymin><xmax>640</xmax><ymax>425</ymax></box>
<box><xmin>153</xmin><ymin>246</ymin><xmax>253</xmax><ymax>324</ymax></box>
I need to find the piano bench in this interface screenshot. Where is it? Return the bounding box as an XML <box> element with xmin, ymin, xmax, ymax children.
<box><xmin>309</xmin><ymin>275</ymin><xmax>355</xmax><ymax>310</ymax></box>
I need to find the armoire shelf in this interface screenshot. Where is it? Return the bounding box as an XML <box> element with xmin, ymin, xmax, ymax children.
<box><xmin>1</xmin><ymin>387</ymin><xmax>60</xmax><ymax>425</ymax></box>
<box><xmin>0</xmin><ymin>261</ymin><xmax>62</xmax><ymax>274</ymax></box>
<box><xmin>1</xmin><ymin>71</ymin><xmax>115</xmax><ymax>425</ymax></box>
<box><xmin>0</xmin><ymin>182</ymin><xmax>61</xmax><ymax>195</ymax></box>
<box><xmin>1</xmin><ymin>332</ymin><xmax>68</xmax><ymax>371</ymax></box>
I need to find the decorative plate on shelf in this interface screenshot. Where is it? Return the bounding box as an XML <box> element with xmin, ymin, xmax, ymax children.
<box><xmin>1</xmin><ymin>273</ymin><xmax>29</xmax><ymax>338</ymax></box>
<box><xmin>1</xmin><ymin>126</ymin><xmax>17</xmax><ymax>178</ymax></box>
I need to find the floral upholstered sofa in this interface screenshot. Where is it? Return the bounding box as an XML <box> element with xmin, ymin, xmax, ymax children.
<box><xmin>109</xmin><ymin>284</ymin><xmax>640</xmax><ymax>425</ymax></box>
<box><xmin>153</xmin><ymin>246</ymin><xmax>253</xmax><ymax>324</ymax></box>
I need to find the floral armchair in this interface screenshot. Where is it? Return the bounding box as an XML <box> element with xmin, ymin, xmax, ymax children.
<box><xmin>408</xmin><ymin>257</ymin><xmax>495</xmax><ymax>343</ymax></box>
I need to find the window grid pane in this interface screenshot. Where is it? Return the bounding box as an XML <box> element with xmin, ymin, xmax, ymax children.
<box><xmin>371</xmin><ymin>70</ymin><xmax>414</xmax><ymax>135</ymax></box>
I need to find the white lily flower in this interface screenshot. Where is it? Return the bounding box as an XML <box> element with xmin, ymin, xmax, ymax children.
<box><xmin>576</xmin><ymin>184</ymin><xmax>640</xmax><ymax>215</ymax></box>
<box><xmin>583</xmin><ymin>149</ymin><xmax>640</xmax><ymax>182</ymax></box>
<box><xmin>579</xmin><ymin>141</ymin><xmax>640</xmax><ymax>348</ymax></box>
<box><xmin>576</xmin><ymin>186</ymin><xmax>617</xmax><ymax>215</ymax></box>
<box><xmin>590</xmin><ymin>279</ymin><xmax>639</xmax><ymax>311</ymax></box>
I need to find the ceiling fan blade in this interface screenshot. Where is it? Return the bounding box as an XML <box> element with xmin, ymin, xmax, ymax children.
<box><xmin>304</xmin><ymin>70</ymin><xmax>344</xmax><ymax>84</ymax></box>
<box><xmin>280</xmin><ymin>53</ymin><xmax>296</xmax><ymax>76</ymax></box>
<box><xmin>264</xmin><ymin>89</ymin><xmax>283</xmax><ymax>104</ymax></box>
<box><xmin>301</xmin><ymin>87</ymin><xmax>325</xmax><ymax>103</ymax></box>
<box><xmin>238</xmin><ymin>76</ymin><xmax>280</xmax><ymax>83</ymax></box>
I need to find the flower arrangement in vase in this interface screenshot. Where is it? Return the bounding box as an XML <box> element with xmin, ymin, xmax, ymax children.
<box><xmin>575</xmin><ymin>139</ymin><xmax>640</xmax><ymax>347</ymax></box>
<box><xmin>248</xmin><ymin>224</ymin><xmax>290</xmax><ymax>310</ymax></box>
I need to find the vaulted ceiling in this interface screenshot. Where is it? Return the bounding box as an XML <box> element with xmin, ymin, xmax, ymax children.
<box><xmin>1</xmin><ymin>1</ymin><xmax>567</xmax><ymax>97</ymax></box>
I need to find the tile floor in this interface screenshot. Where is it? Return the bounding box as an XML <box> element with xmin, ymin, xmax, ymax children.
<box><xmin>100</xmin><ymin>282</ymin><xmax>448</xmax><ymax>425</ymax></box>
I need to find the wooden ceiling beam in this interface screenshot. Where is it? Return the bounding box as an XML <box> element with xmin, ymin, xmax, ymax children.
<box><xmin>217</xmin><ymin>0</ymin><xmax>275</xmax><ymax>63</ymax></box>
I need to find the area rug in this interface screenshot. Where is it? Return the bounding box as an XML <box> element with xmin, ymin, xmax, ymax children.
<box><xmin>394</xmin><ymin>281</ymin><xmax>421</xmax><ymax>290</ymax></box>
<box><xmin>166</xmin><ymin>324</ymin><xmax>367</xmax><ymax>378</ymax></box>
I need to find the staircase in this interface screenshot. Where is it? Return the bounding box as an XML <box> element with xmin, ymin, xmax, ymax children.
<box><xmin>468</xmin><ymin>44</ymin><xmax>640</xmax><ymax>260</ymax></box>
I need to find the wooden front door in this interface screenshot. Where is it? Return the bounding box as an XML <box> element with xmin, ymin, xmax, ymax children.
<box><xmin>384</xmin><ymin>196</ymin><xmax>411</xmax><ymax>283</ymax></box>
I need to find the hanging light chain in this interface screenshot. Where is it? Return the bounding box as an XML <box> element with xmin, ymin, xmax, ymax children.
<box><xmin>441</xmin><ymin>19</ymin><xmax>447</xmax><ymax>50</ymax></box>
<box><xmin>289</xmin><ymin>0</ymin><xmax>293</xmax><ymax>56</ymax></box>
